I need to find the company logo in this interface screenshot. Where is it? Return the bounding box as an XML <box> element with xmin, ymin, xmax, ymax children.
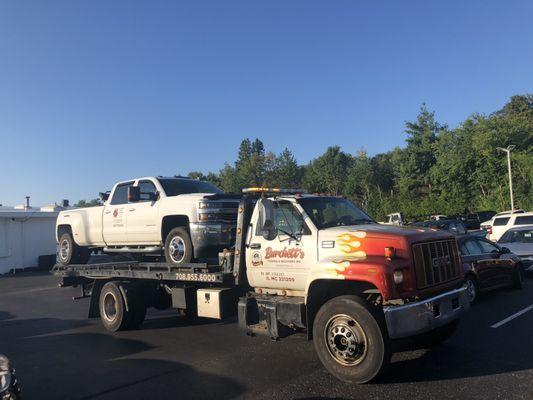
<box><xmin>265</xmin><ymin>247</ymin><xmax>305</xmax><ymax>260</ymax></box>
<box><xmin>113</xmin><ymin>209</ymin><xmax>119</xmax><ymax>218</ymax></box>
<box><xmin>432</xmin><ymin>255</ymin><xmax>451</xmax><ymax>269</ymax></box>
<box><xmin>252</xmin><ymin>251</ymin><xmax>263</xmax><ymax>266</ymax></box>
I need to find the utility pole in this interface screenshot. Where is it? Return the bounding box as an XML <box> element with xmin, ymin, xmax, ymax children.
<box><xmin>496</xmin><ymin>145</ymin><xmax>516</xmax><ymax>212</ymax></box>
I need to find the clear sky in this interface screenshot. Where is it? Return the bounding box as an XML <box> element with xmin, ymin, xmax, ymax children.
<box><xmin>1</xmin><ymin>1</ymin><xmax>532</xmax><ymax>206</ymax></box>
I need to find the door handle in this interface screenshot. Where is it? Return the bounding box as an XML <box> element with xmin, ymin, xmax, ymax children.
<box><xmin>129</xmin><ymin>208</ymin><xmax>135</xmax><ymax>212</ymax></box>
<box><xmin>104</xmin><ymin>211</ymin><xmax>111</xmax><ymax>214</ymax></box>
<box><xmin>250</xmin><ymin>243</ymin><xmax>261</xmax><ymax>249</ymax></box>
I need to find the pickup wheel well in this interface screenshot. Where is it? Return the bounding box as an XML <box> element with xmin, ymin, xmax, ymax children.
<box><xmin>161</xmin><ymin>215</ymin><xmax>190</xmax><ymax>242</ymax></box>
<box><xmin>306</xmin><ymin>279</ymin><xmax>382</xmax><ymax>339</ymax></box>
<box><xmin>57</xmin><ymin>224</ymin><xmax>72</xmax><ymax>243</ymax></box>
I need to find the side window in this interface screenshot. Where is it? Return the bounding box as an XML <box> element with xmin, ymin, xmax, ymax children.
<box><xmin>459</xmin><ymin>242</ymin><xmax>470</xmax><ymax>255</ymax></box>
<box><xmin>464</xmin><ymin>240</ymin><xmax>482</xmax><ymax>255</ymax></box>
<box><xmin>515</xmin><ymin>216</ymin><xmax>533</xmax><ymax>225</ymax></box>
<box><xmin>273</xmin><ymin>202</ymin><xmax>307</xmax><ymax>236</ymax></box>
<box><xmin>493</xmin><ymin>217</ymin><xmax>510</xmax><ymax>226</ymax></box>
<box><xmin>138</xmin><ymin>180</ymin><xmax>157</xmax><ymax>202</ymax></box>
<box><xmin>110</xmin><ymin>182</ymin><xmax>133</xmax><ymax>205</ymax></box>
<box><xmin>476</xmin><ymin>240</ymin><xmax>500</xmax><ymax>254</ymax></box>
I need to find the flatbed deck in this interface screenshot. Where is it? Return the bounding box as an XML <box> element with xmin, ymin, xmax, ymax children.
<box><xmin>52</xmin><ymin>261</ymin><xmax>234</xmax><ymax>285</ymax></box>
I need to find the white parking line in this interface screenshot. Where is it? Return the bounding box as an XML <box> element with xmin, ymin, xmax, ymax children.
<box><xmin>491</xmin><ymin>304</ymin><xmax>533</xmax><ymax>328</ymax></box>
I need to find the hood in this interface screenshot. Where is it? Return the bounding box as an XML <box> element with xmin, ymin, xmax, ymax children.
<box><xmin>318</xmin><ymin>223</ymin><xmax>454</xmax><ymax>264</ymax></box>
<box><xmin>502</xmin><ymin>243</ymin><xmax>533</xmax><ymax>256</ymax></box>
<box><xmin>320</xmin><ymin>223</ymin><xmax>453</xmax><ymax>242</ymax></box>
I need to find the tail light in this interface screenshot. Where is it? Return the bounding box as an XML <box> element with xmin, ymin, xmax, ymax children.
<box><xmin>487</xmin><ymin>227</ymin><xmax>492</xmax><ymax>235</ymax></box>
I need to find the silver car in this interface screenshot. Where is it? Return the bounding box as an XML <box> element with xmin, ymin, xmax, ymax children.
<box><xmin>498</xmin><ymin>225</ymin><xmax>533</xmax><ymax>271</ymax></box>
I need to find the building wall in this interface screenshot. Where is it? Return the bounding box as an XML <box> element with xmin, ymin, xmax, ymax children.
<box><xmin>0</xmin><ymin>216</ymin><xmax>58</xmax><ymax>274</ymax></box>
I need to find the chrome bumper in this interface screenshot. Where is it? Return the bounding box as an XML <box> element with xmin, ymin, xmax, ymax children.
<box><xmin>189</xmin><ymin>222</ymin><xmax>236</xmax><ymax>259</ymax></box>
<box><xmin>383</xmin><ymin>286</ymin><xmax>470</xmax><ymax>339</ymax></box>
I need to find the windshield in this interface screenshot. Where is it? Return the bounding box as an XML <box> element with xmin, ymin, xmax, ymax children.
<box><xmin>297</xmin><ymin>197</ymin><xmax>374</xmax><ymax>229</ymax></box>
<box><xmin>158</xmin><ymin>178</ymin><xmax>223</xmax><ymax>196</ymax></box>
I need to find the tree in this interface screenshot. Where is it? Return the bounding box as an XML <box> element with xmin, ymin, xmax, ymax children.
<box><xmin>74</xmin><ymin>199</ymin><xmax>102</xmax><ymax>208</ymax></box>
<box><xmin>303</xmin><ymin>146</ymin><xmax>352</xmax><ymax>195</ymax></box>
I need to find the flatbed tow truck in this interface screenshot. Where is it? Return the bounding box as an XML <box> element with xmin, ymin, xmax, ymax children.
<box><xmin>53</xmin><ymin>188</ymin><xmax>469</xmax><ymax>383</ymax></box>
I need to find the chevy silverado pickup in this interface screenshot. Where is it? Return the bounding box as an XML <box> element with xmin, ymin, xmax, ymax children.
<box><xmin>56</xmin><ymin>176</ymin><xmax>239</xmax><ymax>266</ymax></box>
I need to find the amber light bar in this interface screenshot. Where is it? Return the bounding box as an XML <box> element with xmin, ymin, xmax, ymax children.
<box><xmin>242</xmin><ymin>187</ymin><xmax>307</xmax><ymax>194</ymax></box>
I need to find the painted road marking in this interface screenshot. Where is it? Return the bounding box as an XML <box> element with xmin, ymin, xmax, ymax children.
<box><xmin>491</xmin><ymin>304</ymin><xmax>533</xmax><ymax>328</ymax></box>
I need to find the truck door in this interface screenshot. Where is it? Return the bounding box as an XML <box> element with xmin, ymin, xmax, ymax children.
<box><xmin>126</xmin><ymin>179</ymin><xmax>160</xmax><ymax>245</ymax></box>
<box><xmin>246</xmin><ymin>200</ymin><xmax>316</xmax><ymax>291</ymax></box>
<box><xmin>103</xmin><ymin>182</ymin><xmax>133</xmax><ymax>245</ymax></box>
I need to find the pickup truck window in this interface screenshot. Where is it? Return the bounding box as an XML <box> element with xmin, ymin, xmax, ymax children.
<box><xmin>158</xmin><ymin>178</ymin><xmax>223</xmax><ymax>196</ymax></box>
<box><xmin>138</xmin><ymin>180</ymin><xmax>157</xmax><ymax>201</ymax></box>
<box><xmin>110</xmin><ymin>182</ymin><xmax>134</xmax><ymax>205</ymax></box>
<box><xmin>298</xmin><ymin>197</ymin><xmax>374</xmax><ymax>229</ymax></box>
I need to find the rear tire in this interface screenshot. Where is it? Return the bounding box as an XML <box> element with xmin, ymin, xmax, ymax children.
<box><xmin>464</xmin><ymin>276</ymin><xmax>478</xmax><ymax>304</ymax></box>
<box><xmin>313</xmin><ymin>295</ymin><xmax>391</xmax><ymax>384</ymax></box>
<box><xmin>164</xmin><ymin>227</ymin><xmax>193</xmax><ymax>266</ymax></box>
<box><xmin>57</xmin><ymin>232</ymin><xmax>91</xmax><ymax>266</ymax></box>
<box><xmin>99</xmin><ymin>282</ymin><xmax>130</xmax><ymax>332</ymax></box>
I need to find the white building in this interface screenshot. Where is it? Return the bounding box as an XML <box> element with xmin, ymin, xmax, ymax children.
<box><xmin>0</xmin><ymin>205</ymin><xmax>61</xmax><ymax>274</ymax></box>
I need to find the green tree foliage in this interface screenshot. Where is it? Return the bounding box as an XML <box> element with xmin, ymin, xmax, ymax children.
<box><xmin>186</xmin><ymin>95</ymin><xmax>532</xmax><ymax>220</ymax></box>
<box><xmin>74</xmin><ymin>199</ymin><xmax>102</xmax><ymax>208</ymax></box>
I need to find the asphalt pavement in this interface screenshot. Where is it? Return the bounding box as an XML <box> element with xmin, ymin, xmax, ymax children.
<box><xmin>1</xmin><ymin>272</ymin><xmax>532</xmax><ymax>400</ymax></box>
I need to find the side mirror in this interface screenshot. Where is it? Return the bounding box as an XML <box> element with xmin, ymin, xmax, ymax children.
<box><xmin>99</xmin><ymin>191</ymin><xmax>110</xmax><ymax>202</ymax></box>
<box><xmin>127</xmin><ymin>186</ymin><xmax>140</xmax><ymax>203</ymax></box>
<box><xmin>258</xmin><ymin>198</ymin><xmax>276</xmax><ymax>240</ymax></box>
<box><xmin>140</xmin><ymin>191</ymin><xmax>159</xmax><ymax>202</ymax></box>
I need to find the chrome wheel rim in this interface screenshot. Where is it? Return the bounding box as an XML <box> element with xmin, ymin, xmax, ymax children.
<box><xmin>466</xmin><ymin>279</ymin><xmax>476</xmax><ymax>303</ymax></box>
<box><xmin>59</xmin><ymin>239</ymin><xmax>70</xmax><ymax>261</ymax></box>
<box><xmin>103</xmin><ymin>292</ymin><xmax>118</xmax><ymax>322</ymax></box>
<box><xmin>324</xmin><ymin>314</ymin><xmax>368</xmax><ymax>366</ymax></box>
<box><xmin>169</xmin><ymin>236</ymin><xmax>186</xmax><ymax>263</ymax></box>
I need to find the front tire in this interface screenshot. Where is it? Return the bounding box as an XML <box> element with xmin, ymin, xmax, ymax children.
<box><xmin>513</xmin><ymin>265</ymin><xmax>524</xmax><ymax>289</ymax></box>
<box><xmin>57</xmin><ymin>233</ymin><xmax>91</xmax><ymax>266</ymax></box>
<box><xmin>313</xmin><ymin>295</ymin><xmax>391</xmax><ymax>384</ymax></box>
<box><xmin>164</xmin><ymin>227</ymin><xmax>193</xmax><ymax>266</ymax></box>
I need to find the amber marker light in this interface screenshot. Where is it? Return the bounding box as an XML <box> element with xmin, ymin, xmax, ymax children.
<box><xmin>385</xmin><ymin>246</ymin><xmax>396</xmax><ymax>259</ymax></box>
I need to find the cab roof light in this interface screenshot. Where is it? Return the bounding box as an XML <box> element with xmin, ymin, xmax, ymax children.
<box><xmin>385</xmin><ymin>246</ymin><xmax>396</xmax><ymax>259</ymax></box>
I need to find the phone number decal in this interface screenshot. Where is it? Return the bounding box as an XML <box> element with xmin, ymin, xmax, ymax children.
<box><xmin>175</xmin><ymin>273</ymin><xmax>220</xmax><ymax>282</ymax></box>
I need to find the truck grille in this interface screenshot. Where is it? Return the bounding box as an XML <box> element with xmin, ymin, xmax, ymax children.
<box><xmin>412</xmin><ymin>239</ymin><xmax>462</xmax><ymax>289</ymax></box>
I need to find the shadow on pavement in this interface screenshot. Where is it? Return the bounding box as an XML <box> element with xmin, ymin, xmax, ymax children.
<box><xmin>1</xmin><ymin>318</ymin><xmax>244</xmax><ymax>400</ymax></box>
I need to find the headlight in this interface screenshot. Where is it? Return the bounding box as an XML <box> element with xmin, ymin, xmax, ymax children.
<box><xmin>0</xmin><ymin>354</ymin><xmax>11</xmax><ymax>393</ymax></box>
<box><xmin>198</xmin><ymin>202</ymin><xmax>218</xmax><ymax>209</ymax></box>
<box><xmin>393</xmin><ymin>270</ymin><xmax>404</xmax><ymax>284</ymax></box>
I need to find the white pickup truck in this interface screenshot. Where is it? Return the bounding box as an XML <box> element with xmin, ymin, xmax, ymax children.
<box><xmin>56</xmin><ymin>176</ymin><xmax>239</xmax><ymax>266</ymax></box>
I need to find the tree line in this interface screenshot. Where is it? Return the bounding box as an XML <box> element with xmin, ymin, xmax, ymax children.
<box><xmin>75</xmin><ymin>94</ymin><xmax>532</xmax><ymax>221</ymax></box>
<box><xmin>187</xmin><ymin>94</ymin><xmax>532</xmax><ymax>221</ymax></box>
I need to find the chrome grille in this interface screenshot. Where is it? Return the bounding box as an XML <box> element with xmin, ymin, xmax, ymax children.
<box><xmin>412</xmin><ymin>239</ymin><xmax>461</xmax><ymax>289</ymax></box>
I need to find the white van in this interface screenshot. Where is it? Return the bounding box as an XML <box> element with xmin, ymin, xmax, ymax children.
<box><xmin>488</xmin><ymin>212</ymin><xmax>533</xmax><ymax>241</ymax></box>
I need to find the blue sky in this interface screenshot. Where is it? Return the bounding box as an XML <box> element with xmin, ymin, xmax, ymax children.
<box><xmin>1</xmin><ymin>1</ymin><xmax>532</xmax><ymax>206</ymax></box>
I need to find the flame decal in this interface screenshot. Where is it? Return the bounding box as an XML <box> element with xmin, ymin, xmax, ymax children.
<box><xmin>337</xmin><ymin>232</ymin><xmax>367</xmax><ymax>256</ymax></box>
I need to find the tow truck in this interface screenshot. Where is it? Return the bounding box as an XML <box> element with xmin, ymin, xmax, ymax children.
<box><xmin>53</xmin><ymin>188</ymin><xmax>469</xmax><ymax>383</ymax></box>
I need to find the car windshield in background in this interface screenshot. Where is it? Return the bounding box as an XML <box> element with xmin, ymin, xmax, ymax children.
<box><xmin>158</xmin><ymin>178</ymin><xmax>223</xmax><ymax>196</ymax></box>
<box><xmin>499</xmin><ymin>228</ymin><xmax>533</xmax><ymax>243</ymax></box>
<box><xmin>297</xmin><ymin>197</ymin><xmax>374</xmax><ymax>229</ymax></box>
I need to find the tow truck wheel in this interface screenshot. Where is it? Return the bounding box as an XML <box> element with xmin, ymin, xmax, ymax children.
<box><xmin>99</xmin><ymin>282</ymin><xmax>131</xmax><ymax>332</ymax></box>
<box><xmin>313</xmin><ymin>295</ymin><xmax>391</xmax><ymax>384</ymax></box>
<box><xmin>57</xmin><ymin>233</ymin><xmax>91</xmax><ymax>266</ymax></box>
<box><xmin>164</xmin><ymin>227</ymin><xmax>193</xmax><ymax>266</ymax></box>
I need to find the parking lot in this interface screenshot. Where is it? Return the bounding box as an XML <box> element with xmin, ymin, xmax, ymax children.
<box><xmin>1</xmin><ymin>272</ymin><xmax>532</xmax><ymax>400</ymax></box>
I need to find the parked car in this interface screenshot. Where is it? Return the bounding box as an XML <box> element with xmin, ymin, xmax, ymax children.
<box><xmin>409</xmin><ymin>219</ymin><xmax>467</xmax><ymax>235</ymax></box>
<box><xmin>457</xmin><ymin>235</ymin><xmax>524</xmax><ymax>304</ymax></box>
<box><xmin>487</xmin><ymin>211</ymin><xmax>533</xmax><ymax>242</ymax></box>
<box><xmin>379</xmin><ymin>212</ymin><xmax>404</xmax><ymax>225</ymax></box>
<box><xmin>0</xmin><ymin>354</ymin><xmax>20</xmax><ymax>399</ymax></box>
<box><xmin>464</xmin><ymin>211</ymin><xmax>496</xmax><ymax>230</ymax></box>
<box><xmin>498</xmin><ymin>225</ymin><xmax>533</xmax><ymax>272</ymax></box>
